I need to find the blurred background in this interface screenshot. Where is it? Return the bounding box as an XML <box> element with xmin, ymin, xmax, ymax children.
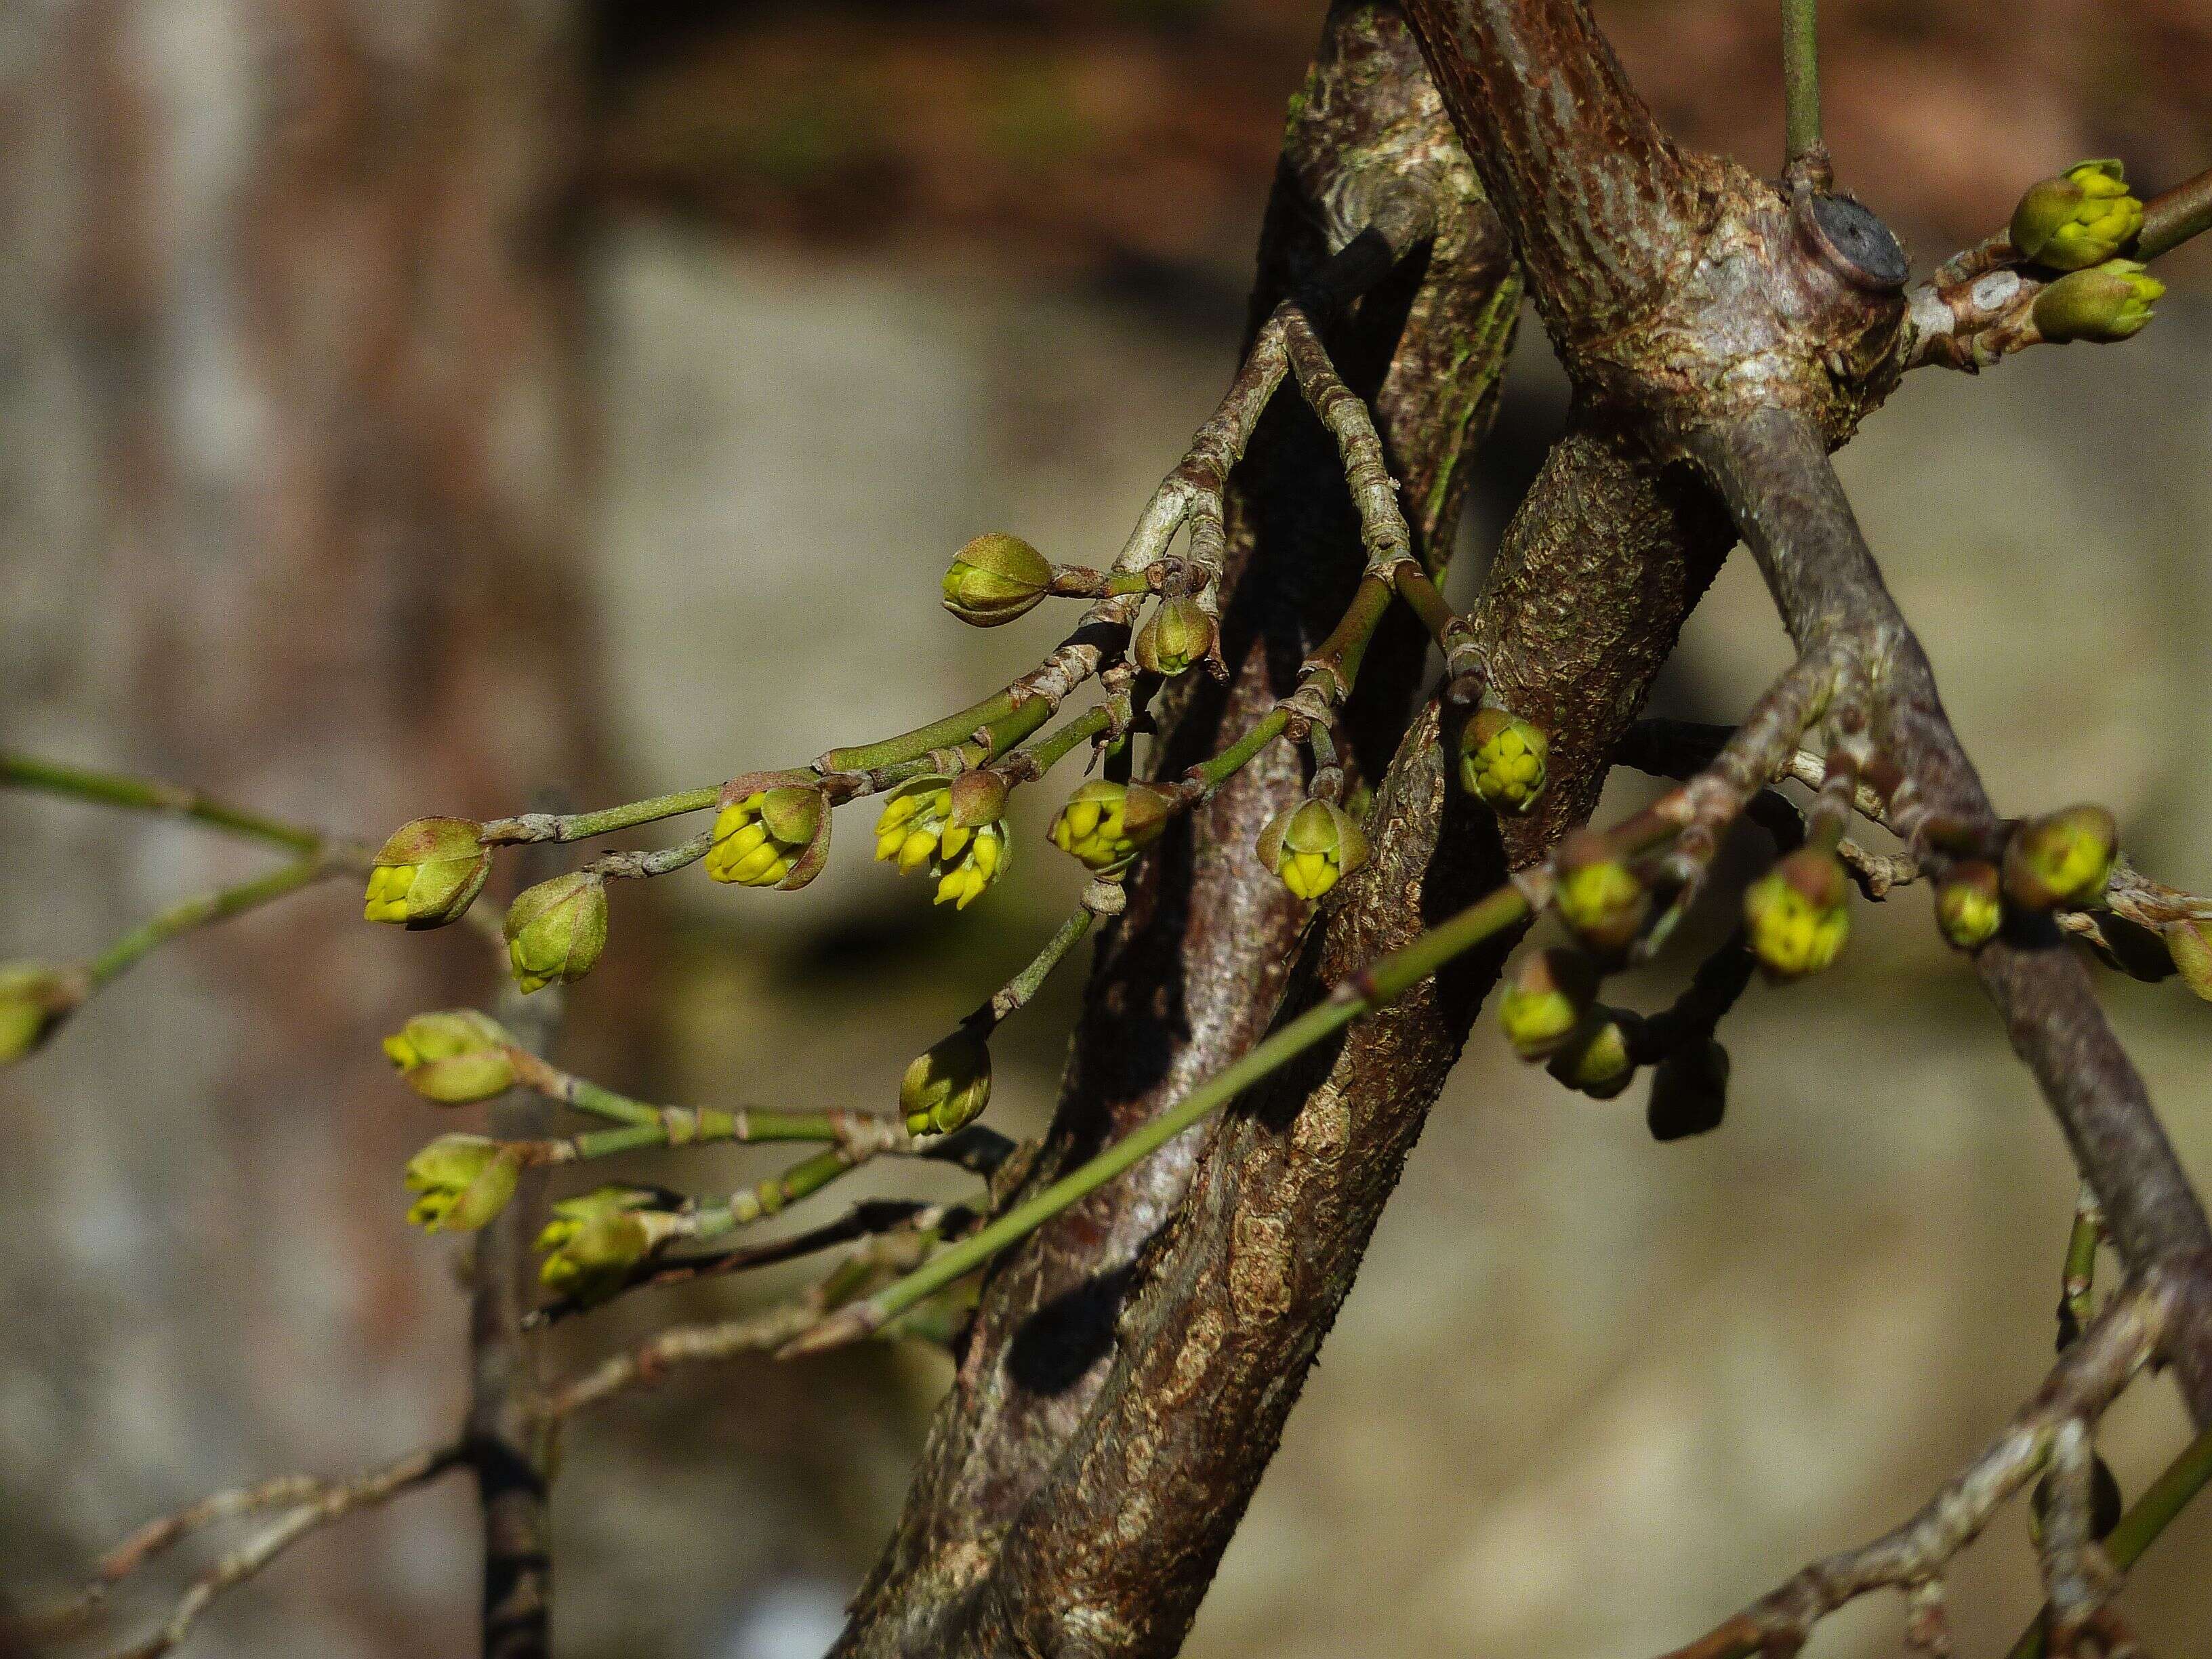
<box><xmin>3</xmin><ymin>2</ymin><xmax>2210</xmax><ymax>1656</ymax></box>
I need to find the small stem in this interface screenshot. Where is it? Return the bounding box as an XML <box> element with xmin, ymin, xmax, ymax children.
<box><xmin>1188</xmin><ymin>708</ymin><xmax>1292</xmax><ymax>794</ymax></box>
<box><xmin>1391</xmin><ymin>563</ymin><xmax>1463</xmax><ymax>654</ymax></box>
<box><xmin>999</xmin><ymin>705</ymin><xmax>1115</xmax><ymax>782</ymax></box>
<box><xmin>786</xmin><ymin>883</ymin><xmax>1535</xmax><ymax>1351</ymax></box>
<box><xmin>978</xmin><ymin>907</ymin><xmax>1096</xmax><ymax>1029</ymax></box>
<box><xmin>2139</xmin><ymin>165</ymin><xmax>2212</xmax><ymax>262</ymax></box>
<box><xmin>480</xmin><ymin>787</ymin><xmax>720</xmax><ymax>847</ymax></box>
<box><xmin>1304</xmin><ymin>573</ymin><xmax>1394</xmax><ymax>695</ymax></box>
<box><xmin>818</xmin><ymin>690</ymin><xmax>1019</xmax><ymax>775</ymax></box>
<box><xmin>580</xmin><ymin>827</ymin><xmax>715</xmax><ymax>882</ymax></box>
<box><xmin>2059</xmin><ymin>1182</ymin><xmax>2102</xmax><ymax>1348</ymax></box>
<box><xmin>1</xmin><ymin>753</ymin><xmax>334</xmax><ymax>855</ymax></box>
<box><xmin>693</xmin><ymin>1147</ymin><xmax>866</xmax><ymax>1235</ymax></box>
<box><xmin>85</xmin><ymin>857</ymin><xmax>339</xmax><ymax>988</ymax></box>
<box><xmin>1780</xmin><ymin>0</ymin><xmax>1827</xmax><ymax>182</ymax></box>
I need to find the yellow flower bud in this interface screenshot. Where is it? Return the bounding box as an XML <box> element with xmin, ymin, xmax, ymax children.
<box><xmin>2010</xmin><ymin>161</ymin><xmax>2143</xmax><ymax>272</ymax></box>
<box><xmin>1132</xmin><ymin>596</ymin><xmax>1216</xmax><ymax>676</ymax></box>
<box><xmin>1647</xmin><ymin>1038</ymin><xmax>1729</xmax><ymax>1143</ymax></box>
<box><xmin>363</xmin><ymin>816</ymin><xmax>491</xmax><ymax>928</ymax></box>
<box><xmin>536</xmin><ymin>1187</ymin><xmax>674</xmax><ymax>1305</ymax></box>
<box><xmin>2032</xmin><ymin>259</ymin><xmax>2164</xmax><ymax>344</ymax></box>
<box><xmin>941</xmin><ymin>533</ymin><xmax>1052</xmax><ymax>627</ymax></box>
<box><xmin>2003</xmin><ymin>804</ymin><xmax>2116</xmax><ymax>911</ymax></box>
<box><xmin>0</xmin><ymin>962</ymin><xmax>83</xmax><ymax>1067</ymax></box>
<box><xmin>1744</xmin><ymin>848</ymin><xmax>1851</xmax><ymax>981</ymax></box>
<box><xmin>1552</xmin><ymin>830</ymin><xmax>1649</xmax><ymax>956</ymax></box>
<box><xmin>504</xmin><ymin>872</ymin><xmax>609</xmax><ymax>994</ymax></box>
<box><xmin>1935</xmin><ymin>860</ymin><xmax>2003</xmax><ymax>951</ymax></box>
<box><xmin>1548</xmin><ymin>1013</ymin><xmax>1635</xmax><ymax>1099</ymax></box>
<box><xmin>873</xmin><ymin>775</ymin><xmax>1009</xmax><ymax>910</ymax></box>
<box><xmin>1459</xmin><ymin>708</ymin><xmax>1549</xmax><ymax>815</ymax></box>
<box><xmin>382</xmin><ymin>1008</ymin><xmax>518</xmax><ymax>1104</ymax></box>
<box><xmin>1255</xmin><ymin>798</ymin><xmax>1368</xmax><ymax>901</ymax></box>
<box><xmin>403</xmin><ymin>1134</ymin><xmax>523</xmax><ymax>1232</ymax></box>
<box><xmin>900</xmin><ymin>1029</ymin><xmax>993</xmax><ymax>1135</ymax></box>
<box><xmin>706</xmin><ymin>777</ymin><xmax>830</xmax><ymax>890</ymax></box>
<box><xmin>1498</xmin><ymin>949</ymin><xmax>1597</xmax><ymax>1061</ymax></box>
<box><xmin>1048</xmin><ymin>779</ymin><xmax>1171</xmax><ymax>874</ymax></box>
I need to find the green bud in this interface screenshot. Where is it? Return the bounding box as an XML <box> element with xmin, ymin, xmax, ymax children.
<box><xmin>1744</xmin><ymin>848</ymin><xmax>1851</xmax><ymax>981</ymax></box>
<box><xmin>900</xmin><ymin>1029</ymin><xmax>993</xmax><ymax>1136</ymax></box>
<box><xmin>1935</xmin><ymin>860</ymin><xmax>2004</xmax><ymax>951</ymax></box>
<box><xmin>1647</xmin><ymin>1038</ymin><xmax>1729</xmax><ymax>1143</ymax></box>
<box><xmin>1552</xmin><ymin>830</ymin><xmax>1649</xmax><ymax>957</ymax></box>
<box><xmin>2003</xmin><ymin>804</ymin><xmax>2117</xmax><ymax>911</ymax></box>
<box><xmin>1547</xmin><ymin>1013</ymin><xmax>1635</xmax><ymax>1099</ymax></box>
<box><xmin>1498</xmin><ymin>949</ymin><xmax>1598</xmax><ymax>1061</ymax></box>
<box><xmin>363</xmin><ymin>816</ymin><xmax>492</xmax><ymax>928</ymax></box>
<box><xmin>536</xmin><ymin>1189</ymin><xmax>676</xmax><ymax>1306</ymax></box>
<box><xmin>2032</xmin><ymin>260</ymin><xmax>2163</xmax><ymax>344</ymax></box>
<box><xmin>2010</xmin><ymin>161</ymin><xmax>2143</xmax><ymax>272</ymax></box>
<box><xmin>403</xmin><ymin>1134</ymin><xmax>523</xmax><ymax>1232</ymax></box>
<box><xmin>1132</xmin><ymin>596</ymin><xmax>1215</xmax><ymax>676</ymax></box>
<box><xmin>1255</xmin><ymin>798</ymin><xmax>1368</xmax><ymax>901</ymax></box>
<box><xmin>2167</xmin><ymin>920</ymin><xmax>2212</xmax><ymax>1002</ymax></box>
<box><xmin>382</xmin><ymin>1008</ymin><xmax>518</xmax><ymax>1104</ymax></box>
<box><xmin>941</xmin><ymin>533</ymin><xmax>1052</xmax><ymax>627</ymax></box>
<box><xmin>0</xmin><ymin>963</ymin><xmax>83</xmax><ymax>1067</ymax></box>
<box><xmin>504</xmin><ymin>872</ymin><xmax>609</xmax><ymax>994</ymax></box>
<box><xmin>1459</xmin><ymin>708</ymin><xmax>1549</xmax><ymax>815</ymax></box>
<box><xmin>707</xmin><ymin>774</ymin><xmax>830</xmax><ymax>890</ymax></box>
<box><xmin>874</xmin><ymin>775</ymin><xmax>1009</xmax><ymax>910</ymax></box>
<box><xmin>2028</xmin><ymin>1456</ymin><xmax>2124</xmax><ymax>1547</ymax></box>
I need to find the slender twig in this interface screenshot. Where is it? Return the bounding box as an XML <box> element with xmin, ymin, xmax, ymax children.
<box><xmin>1778</xmin><ymin>0</ymin><xmax>1827</xmax><ymax>184</ymax></box>
<box><xmin>0</xmin><ymin>752</ymin><xmax>345</xmax><ymax>856</ymax></box>
<box><xmin>85</xmin><ymin>856</ymin><xmax>344</xmax><ymax>989</ymax></box>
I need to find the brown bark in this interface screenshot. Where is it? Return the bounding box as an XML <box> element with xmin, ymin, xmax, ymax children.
<box><xmin>0</xmin><ymin>1</ymin><xmax>598</xmax><ymax>1650</ymax></box>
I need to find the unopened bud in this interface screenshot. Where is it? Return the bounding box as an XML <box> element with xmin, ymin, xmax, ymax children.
<box><xmin>1459</xmin><ymin>708</ymin><xmax>1549</xmax><ymax>815</ymax></box>
<box><xmin>941</xmin><ymin>533</ymin><xmax>1052</xmax><ymax>627</ymax></box>
<box><xmin>1498</xmin><ymin>949</ymin><xmax>1598</xmax><ymax>1061</ymax></box>
<box><xmin>2010</xmin><ymin>161</ymin><xmax>2142</xmax><ymax>272</ymax></box>
<box><xmin>403</xmin><ymin>1134</ymin><xmax>523</xmax><ymax>1232</ymax></box>
<box><xmin>1256</xmin><ymin>798</ymin><xmax>1368</xmax><ymax>901</ymax></box>
<box><xmin>1547</xmin><ymin>1014</ymin><xmax>1635</xmax><ymax>1099</ymax></box>
<box><xmin>382</xmin><ymin>1008</ymin><xmax>518</xmax><ymax>1104</ymax></box>
<box><xmin>1935</xmin><ymin>860</ymin><xmax>2004</xmax><ymax>951</ymax></box>
<box><xmin>2032</xmin><ymin>260</ymin><xmax>2163</xmax><ymax>344</ymax></box>
<box><xmin>1647</xmin><ymin>1038</ymin><xmax>1729</xmax><ymax>1143</ymax></box>
<box><xmin>537</xmin><ymin>1187</ymin><xmax>676</xmax><ymax>1305</ymax></box>
<box><xmin>1132</xmin><ymin>596</ymin><xmax>1215</xmax><ymax>676</ymax></box>
<box><xmin>0</xmin><ymin>963</ymin><xmax>83</xmax><ymax>1067</ymax></box>
<box><xmin>364</xmin><ymin>816</ymin><xmax>491</xmax><ymax>928</ymax></box>
<box><xmin>1744</xmin><ymin>848</ymin><xmax>1851</xmax><ymax>981</ymax></box>
<box><xmin>504</xmin><ymin>872</ymin><xmax>609</xmax><ymax>994</ymax></box>
<box><xmin>1552</xmin><ymin>830</ymin><xmax>1649</xmax><ymax>956</ymax></box>
<box><xmin>2003</xmin><ymin>805</ymin><xmax>2116</xmax><ymax>910</ymax></box>
<box><xmin>900</xmin><ymin>1029</ymin><xmax>992</xmax><ymax>1135</ymax></box>
<box><xmin>707</xmin><ymin>776</ymin><xmax>830</xmax><ymax>890</ymax></box>
<box><xmin>1048</xmin><ymin>778</ymin><xmax>1170</xmax><ymax>874</ymax></box>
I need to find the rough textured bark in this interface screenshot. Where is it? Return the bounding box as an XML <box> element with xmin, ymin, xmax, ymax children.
<box><xmin>0</xmin><ymin>1</ymin><xmax>599</xmax><ymax>1648</ymax></box>
<box><xmin>836</xmin><ymin>5</ymin><xmax>1520</xmax><ymax>1650</ymax></box>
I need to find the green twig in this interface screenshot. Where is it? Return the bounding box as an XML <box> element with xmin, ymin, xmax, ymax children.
<box><xmin>1780</xmin><ymin>0</ymin><xmax>1826</xmax><ymax>181</ymax></box>
<box><xmin>480</xmin><ymin>788</ymin><xmax>721</xmax><ymax>847</ymax></box>
<box><xmin>87</xmin><ymin>857</ymin><xmax>341</xmax><ymax>988</ymax></box>
<box><xmin>2139</xmin><ymin>165</ymin><xmax>2212</xmax><ymax>262</ymax></box>
<box><xmin>1</xmin><ymin>752</ymin><xmax>335</xmax><ymax>856</ymax></box>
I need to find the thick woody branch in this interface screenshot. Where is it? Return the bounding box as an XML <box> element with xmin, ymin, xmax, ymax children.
<box><xmin>1684</xmin><ymin>407</ymin><xmax>2212</xmax><ymax>1420</ymax></box>
<box><xmin>1401</xmin><ymin>0</ymin><xmax>1698</xmax><ymax>346</ymax></box>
